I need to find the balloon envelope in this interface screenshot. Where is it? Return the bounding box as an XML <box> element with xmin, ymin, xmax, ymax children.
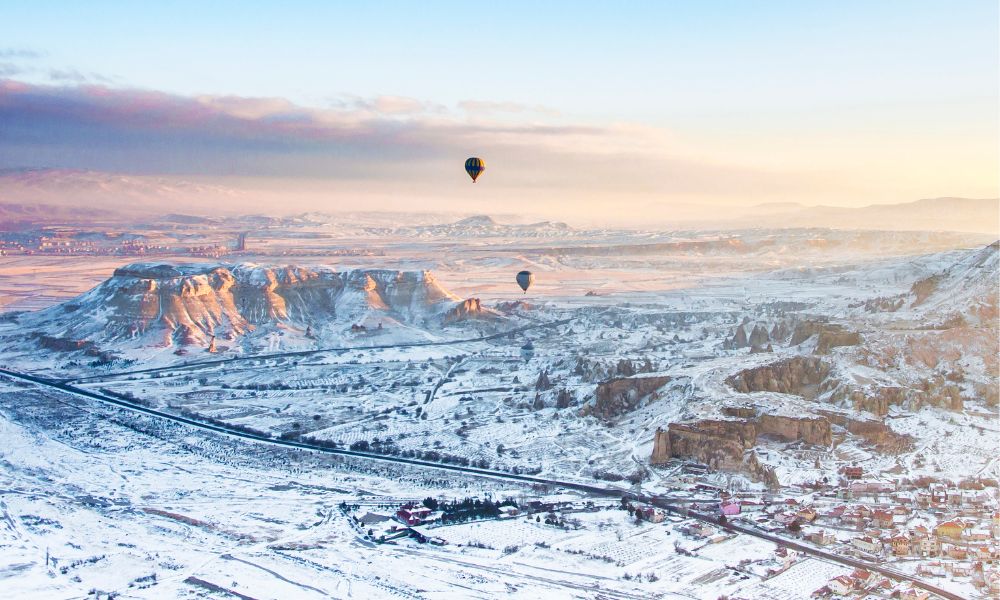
<box><xmin>516</xmin><ymin>270</ymin><xmax>533</xmax><ymax>293</ymax></box>
<box><xmin>465</xmin><ymin>157</ymin><xmax>485</xmax><ymax>182</ymax></box>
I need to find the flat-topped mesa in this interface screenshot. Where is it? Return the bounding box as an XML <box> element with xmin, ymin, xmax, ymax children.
<box><xmin>24</xmin><ymin>262</ymin><xmax>497</xmax><ymax>348</ymax></box>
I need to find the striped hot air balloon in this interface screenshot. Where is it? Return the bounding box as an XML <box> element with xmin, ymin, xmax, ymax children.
<box><xmin>465</xmin><ymin>157</ymin><xmax>485</xmax><ymax>182</ymax></box>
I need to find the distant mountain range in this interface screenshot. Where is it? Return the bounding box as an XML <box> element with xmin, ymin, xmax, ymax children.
<box><xmin>363</xmin><ymin>214</ymin><xmax>576</xmax><ymax>239</ymax></box>
<box><xmin>647</xmin><ymin>197</ymin><xmax>998</xmax><ymax>234</ymax></box>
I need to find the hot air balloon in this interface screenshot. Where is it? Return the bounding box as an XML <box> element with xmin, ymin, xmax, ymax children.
<box><xmin>516</xmin><ymin>270</ymin><xmax>533</xmax><ymax>294</ymax></box>
<box><xmin>465</xmin><ymin>157</ymin><xmax>485</xmax><ymax>182</ymax></box>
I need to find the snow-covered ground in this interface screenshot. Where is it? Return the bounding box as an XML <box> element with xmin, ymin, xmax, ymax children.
<box><xmin>0</xmin><ymin>219</ymin><xmax>997</xmax><ymax>598</ymax></box>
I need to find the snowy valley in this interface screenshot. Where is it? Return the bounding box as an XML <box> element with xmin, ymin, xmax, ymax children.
<box><xmin>0</xmin><ymin>216</ymin><xmax>997</xmax><ymax>599</ymax></box>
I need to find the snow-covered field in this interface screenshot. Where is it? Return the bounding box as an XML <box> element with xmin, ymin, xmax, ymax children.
<box><xmin>0</xmin><ymin>219</ymin><xmax>997</xmax><ymax>598</ymax></box>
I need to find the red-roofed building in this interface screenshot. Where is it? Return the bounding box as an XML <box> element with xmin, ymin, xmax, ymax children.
<box><xmin>841</xmin><ymin>466</ymin><xmax>863</xmax><ymax>480</ymax></box>
<box><xmin>873</xmin><ymin>509</ymin><xmax>894</xmax><ymax>529</ymax></box>
<box><xmin>396</xmin><ymin>506</ymin><xmax>432</xmax><ymax>525</ymax></box>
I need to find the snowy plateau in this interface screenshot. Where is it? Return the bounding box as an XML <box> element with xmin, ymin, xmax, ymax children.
<box><xmin>0</xmin><ymin>214</ymin><xmax>997</xmax><ymax>600</ymax></box>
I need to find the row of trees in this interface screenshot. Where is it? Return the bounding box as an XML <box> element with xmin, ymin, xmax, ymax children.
<box><xmin>425</xmin><ymin>496</ymin><xmax>518</xmax><ymax>524</ymax></box>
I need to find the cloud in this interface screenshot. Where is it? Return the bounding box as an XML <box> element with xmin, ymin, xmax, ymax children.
<box><xmin>0</xmin><ymin>79</ymin><xmax>618</xmax><ymax>169</ymax></box>
<box><xmin>0</xmin><ymin>78</ymin><xmax>832</xmax><ymax>218</ymax></box>
<box><xmin>458</xmin><ymin>100</ymin><xmax>560</xmax><ymax>117</ymax></box>
<box><xmin>327</xmin><ymin>94</ymin><xmax>447</xmax><ymax>117</ymax></box>
<box><xmin>0</xmin><ymin>47</ymin><xmax>45</xmax><ymax>59</ymax></box>
<box><xmin>47</xmin><ymin>68</ymin><xmax>88</xmax><ymax>83</ymax></box>
<box><xmin>0</xmin><ymin>63</ymin><xmax>24</xmax><ymax>77</ymax></box>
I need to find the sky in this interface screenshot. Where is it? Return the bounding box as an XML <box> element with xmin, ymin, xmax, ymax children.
<box><xmin>0</xmin><ymin>1</ymin><xmax>997</xmax><ymax>221</ymax></box>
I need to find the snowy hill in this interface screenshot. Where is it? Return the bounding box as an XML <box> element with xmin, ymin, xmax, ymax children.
<box><xmin>907</xmin><ymin>241</ymin><xmax>998</xmax><ymax>323</ymax></box>
<box><xmin>15</xmin><ymin>262</ymin><xmax>501</xmax><ymax>351</ymax></box>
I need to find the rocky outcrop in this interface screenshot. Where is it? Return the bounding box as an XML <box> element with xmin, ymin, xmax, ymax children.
<box><xmin>758</xmin><ymin>414</ymin><xmax>832</xmax><ymax>446</ymax></box>
<box><xmin>748</xmin><ymin>324</ymin><xmax>770</xmax><ymax>348</ymax></box>
<box><xmin>726</xmin><ymin>357</ymin><xmax>831</xmax><ymax>398</ymax></box>
<box><xmin>814</xmin><ymin>329</ymin><xmax>862</xmax><ymax>354</ymax></box>
<box><xmin>535</xmin><ymin>370</ymin><xmax>554</xmax><ymax>391</ymax></box>
<box><xmin>845</xmin><ymin>386</ymin><xmax>907</xmax><ymax>416</ymax></box>
<box><xmin>587</xmin><ymin>375</ymin><xmax>670</xmax><ymax>420</ymax></box>
<box><xmin>770</xmin><ymin>320</ymin><xmax>792</xmax><ymax>343</ymax></box>
<box><xmin>789</xmin><ymin>320</ymin><xmax>861</xmax><ymax>353</ymax></box>
<box><xmin>818</xmin><ymin>410</ymin><xmax>914</xmax><ymax>453</ymax></box>
<box><xmin>651</xmin><ymin>413</ymin><xmax>831</xmax><ymax>479</ymax></box>
<box><xmin>725</xmin><ymin>321</ymin><xmax>771</xmax><ymax>350</ymax></box>
<box><xmin>746</xmin><ymin>451</ymin><xmax>781</xmax><ymax>489</ymax></box>
<box><xmin>651</xmin><ymin>421</ymin><xmax>755</xmax><ymax>470</ymax></box>
<box><xmin>827</xmin><ymin>379</ymin><xmax>964</xmax><ymax>416</ymax></box>
<box><xmin>443</xmin><ymin>298</ymin><xmax>498</xmax><ymax>324</ymax></box>
<box><xmin>915</xmin><ymin>377</ymin><xmax>964</xmax><ymax>411</ymax></box>
<box><xmin>861</xmin><ymin>295</ymin><xmax>905</xmax><ymax>313</ymax></box>
<box><xmin>721</xmin><ymin>406</ymin><xmax>756</xmax><ymax>419</ymax></box>
<box><xmin>910</xmin><ymin>275</ymin><xmax>942</xmax><ymax>306</ymax></box>
<box><xmin>729</xmin><ymin>325</ymin><xmax>749</xmax><ymax>348</ymax></box>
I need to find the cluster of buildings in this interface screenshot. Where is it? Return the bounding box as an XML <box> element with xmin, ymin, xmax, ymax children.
<box><xmin>710</xmin><ymin>472</ymin><xmax>1000</xmax><ymax>597</ymax></box>
<box><xmin>1</xmin><ymin>236</ymin><xmax>172</xmax><ymax>256</ymax></box>
<box><xmin>815</xmin><ymin>567</ymin><xmax>934</xmax><ymax>599</ymax></box>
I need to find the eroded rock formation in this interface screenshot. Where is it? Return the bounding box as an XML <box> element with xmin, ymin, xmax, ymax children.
<box><xmin>789</xmin><ymin>320</ymin><xmax>862</xmax><ymax>353</ymax></box>
<box><xmin>726</xmin><ymin>357</ymin><xmax>831</xmax><ymax>398</ymax></box>
<box><xmin>587</xmin><ymin>375</ymin><xmax>670</xmax><ymax>420</ymax></box>
<box><xmin>817</xmin><ymin>410</ymin><xmax>914</xmax><ymax>453</ymax></box>
<box><xmin>651</xmin><ymin>412</ymin><xmax>832</xmax><ymax>480</ymax></box>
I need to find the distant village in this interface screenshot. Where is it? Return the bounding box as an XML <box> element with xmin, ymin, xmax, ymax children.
<box><xmin>0</xmin><ymin>228</ymin><xmax>383</xmax><ymax>259</ymax></box>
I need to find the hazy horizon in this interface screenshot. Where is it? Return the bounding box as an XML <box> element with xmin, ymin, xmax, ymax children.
<box><xmin>2</xmin><ymin>1</ymin><xmax>998</xmax><ymax>224</ymax></box>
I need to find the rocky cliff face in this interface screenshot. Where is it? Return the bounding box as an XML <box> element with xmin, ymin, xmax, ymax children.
<box><xmin>825</xmin><ymin>378</ymin><xmax>964</xmax><ymax>416</ymax></box>
<box><xmin>586</xmin><ymin>375</ymin><xmax>671</xmax><ymax>420</ymax></box>
<box><xmin>651</xmin><ymin>412</ymin><xmax>832</xmax><ymax>481</ymax></box>
<box><xmin>758</xmin><ymin>414</ymin><xmax>832</xmax><ymax>446</ymax></box>
<box><xmin>789</xmin><ymin>320</ymin><xmax>862</xmax><ymax>353</ymax></box>
<box><xmin>729</xmin><ymin>355</ymin><xmax>966</xmax><ymax>416</ymax></box>
<box><xmin>23</xmin><ymin>262</ymin><xmax>494</xmax><ymax>347</ymax></box>
<box><xmin>724</xmin><ymin>321</ymin><xmax>772</xmax><ymax>350</ymax></box>
<box><xmin>817</xmin><ymin>410</ymin><xmax>914</xmax><ymax>453</ymax></box>
<box><xmin>652</xmin><ymin>421</ymin><xmax>754</xmax><ymax>470</ymax></box>
<box><xmin>726</xmin><ymin>357</ymin><xmax>831</xmax><ymax>398</ymax></box>
<box><xmin>443</xmin><ymin>298</ymin><xmax>499</xmax><ymax>324</ymax></box>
